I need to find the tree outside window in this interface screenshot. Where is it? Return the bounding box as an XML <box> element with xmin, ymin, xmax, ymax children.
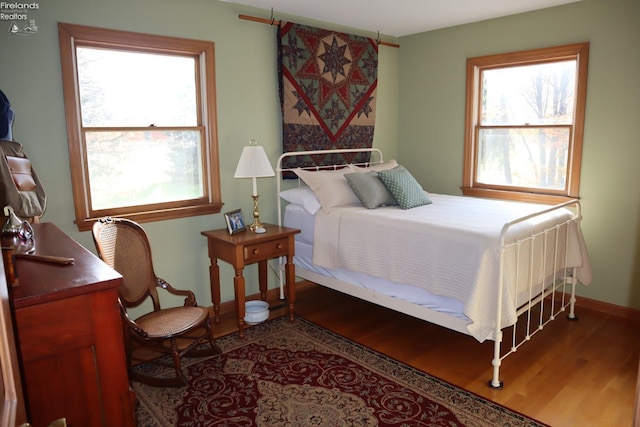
<box><xmin>463</xmin><ymin>43</ymin><xmax>589</xmax><ymax>204</ymax></box>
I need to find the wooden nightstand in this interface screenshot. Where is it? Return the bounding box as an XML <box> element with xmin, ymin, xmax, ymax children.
<box><xmin>201</xmin><ymin>224</ymin><xmax>300</xmax><ymax>338</ymax></box>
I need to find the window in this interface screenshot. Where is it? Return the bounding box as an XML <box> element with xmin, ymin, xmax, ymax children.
<box><xmin>58</xmin><ymin>23</ymin><xmax>222</xmax><ymax>231</ymax></box>
<box><xmin>463</xmin><ymin>42</ymin><xmax>589</xmax><ymax>204</ymax></box>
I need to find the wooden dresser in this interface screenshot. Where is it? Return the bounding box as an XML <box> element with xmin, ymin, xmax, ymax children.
<box><xmin>9</xmin><ymin>222</ymin><xmax>135</xmax><ymax>427</ymax></box>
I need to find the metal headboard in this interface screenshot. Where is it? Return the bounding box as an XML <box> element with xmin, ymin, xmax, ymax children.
<box><xmin>274</xmin><ymin>148</ymin><xmax>383</xmax><ymax>299</ymax></box>
<box><xmin>275</xmin><ymin>147</ymin><xmax>384</xmax><ymax>226</ymax></box>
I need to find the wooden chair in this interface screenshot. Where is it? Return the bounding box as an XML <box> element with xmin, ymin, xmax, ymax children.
<box><xmin>92</xmin><ymin>217</ymin><xmax>220</xmax><ymax>387</ymax></box>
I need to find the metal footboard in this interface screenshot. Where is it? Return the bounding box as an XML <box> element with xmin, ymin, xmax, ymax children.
<box><xmin>490</xmin><ymin>199</ymin><xmax>581</xmax><ymax>388</ymax></box>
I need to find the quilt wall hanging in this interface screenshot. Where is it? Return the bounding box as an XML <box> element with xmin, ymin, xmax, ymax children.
<box><xmin>278</xmin><ymin>22</ymin><xmax>378</xmax><ymax>170</ymax></box>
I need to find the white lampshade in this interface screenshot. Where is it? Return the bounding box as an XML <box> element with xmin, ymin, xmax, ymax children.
<box><xmin>234</xmin><ymin>141</ymin><xmax>275</xmax><ymax>198</ymax></box>
<box><xmin>234</xmin><ymin>144</ymin><xmax>275</xmax><ymax>179</ymax></box>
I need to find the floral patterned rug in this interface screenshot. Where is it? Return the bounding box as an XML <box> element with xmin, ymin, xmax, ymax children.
<box><xmin>133</xmin><ymin>316</ymin><xmax>546</xmax><ymax>426</ymax></box>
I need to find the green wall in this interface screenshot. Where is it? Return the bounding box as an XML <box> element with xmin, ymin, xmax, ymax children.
<box><xmin>398</xmin><ymin>0</ymin><xmax>640</xmax><ymax>309</ymax></box>
<box><xmin>0</xmin><ymin>0</ymin><xmax>398</xmax><ymax>310</ymax></box>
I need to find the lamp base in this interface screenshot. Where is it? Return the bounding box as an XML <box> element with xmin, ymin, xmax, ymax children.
<box><xmin>249</xmin><ymin>194</ymin><xmax>265</xmax><ymax>232</ymax></box>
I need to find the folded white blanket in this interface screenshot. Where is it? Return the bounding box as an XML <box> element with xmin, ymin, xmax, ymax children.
<box><xmin>312</xmin><ymin>193</ymin><xmax>591</xmax><ymax>342</ymax></box>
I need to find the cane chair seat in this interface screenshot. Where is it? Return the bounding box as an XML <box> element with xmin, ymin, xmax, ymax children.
<box><xmin>135</xmin><ymin>306</ymin><xmax>209</xmax><ymax>339</ymax></box>
<box><xmin>92</xmin><ymin>217</ymin><xmax>220</xmax><ymax>387</ymax></box>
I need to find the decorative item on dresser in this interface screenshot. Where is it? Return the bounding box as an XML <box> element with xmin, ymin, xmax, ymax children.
<box><xmin>9</xmin><ymin>222</ymin><xmax>135</xmax><ymax>427</ymax></box>
<box><xmin>276</xmin><ymin>147</ymin><xmax>592</xmax><ymax>388</ymax></box>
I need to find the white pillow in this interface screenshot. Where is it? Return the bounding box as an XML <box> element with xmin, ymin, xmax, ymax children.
<box><xmin>294</xmin><ymin>167</ymin><xmax>361</xmax><ymax>213</ymax></box>
<box><xmin>348</xmin><ymin>159</ymin><xmax>398</xmax><ymax>173</ymax></box>
<box><xmin>279</xmin><ymin>187</ymin><xmax>322</xmax><ymax>215</ymax></box>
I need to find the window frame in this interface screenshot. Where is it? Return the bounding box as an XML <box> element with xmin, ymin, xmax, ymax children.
<box><xmin>462</xmin><ymin>42</ymin><xmax>590</xmax><ymax>204</ymax></box>
<box><xmin>58</xmin><ymin>22</ymin><xmax>222</xmax><ymax>231</ymax></box>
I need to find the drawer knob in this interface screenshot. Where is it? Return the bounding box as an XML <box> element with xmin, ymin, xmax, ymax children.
<box><xmin>252</xmin><ymin>248</ymin><xmax>259</xmax><ymax>255</ymax></box>
<box><xmin>276</xmin><ymin>243</ymin><xmax>282</xmax><ymax>249</ymax></box>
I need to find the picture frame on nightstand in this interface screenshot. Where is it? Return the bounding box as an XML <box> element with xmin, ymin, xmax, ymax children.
<box><xmin>224</xmin><ymin>209</ymin><xmax>246</xmax><ymax>235</ymax></box>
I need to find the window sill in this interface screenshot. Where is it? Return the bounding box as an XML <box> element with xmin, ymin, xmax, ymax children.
<box><xmin>461</xmin><ymin>187</ymin><xmax>578</xmax><ymax>205</ymax></box>
<box><xmin>74</xmin><ymin>203</ymin><xmax>224</xmax><ymax>232</ymax></box>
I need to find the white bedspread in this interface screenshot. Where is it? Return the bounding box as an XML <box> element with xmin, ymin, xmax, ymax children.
<box><xmin>312</xmin><ymin>193</ymin><xmax>591</xmax><ymax>342</ymax></box>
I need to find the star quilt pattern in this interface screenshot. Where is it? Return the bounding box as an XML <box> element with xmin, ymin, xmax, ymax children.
<box><xmin>278</xmin><ymin>22</ymin><xmax>378</xmax><ymax>170</ymax></box>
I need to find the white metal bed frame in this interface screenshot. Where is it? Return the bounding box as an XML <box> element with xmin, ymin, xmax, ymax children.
<box><xmin>276</xmin><ymin>148</ymin><xmax>581</xmax><ymax>388</ymax></box>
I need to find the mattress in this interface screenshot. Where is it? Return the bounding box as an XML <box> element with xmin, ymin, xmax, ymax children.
<box><xmin>283</xmin><ymin>203</ymin><xmax>467</xmax><ymax>320</ymax></box>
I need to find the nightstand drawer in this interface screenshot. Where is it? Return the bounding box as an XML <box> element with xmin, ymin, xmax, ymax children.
<box><xmin>244</xmin><ymin>238</ymin><xmax>288</xmax><ymax>263</ymax></box>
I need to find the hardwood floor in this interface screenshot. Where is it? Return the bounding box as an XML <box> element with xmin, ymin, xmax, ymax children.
<box><xmin>213</xmin><ymin>283</ymin><xmax>639</xmax><ymax>427</ymax></box>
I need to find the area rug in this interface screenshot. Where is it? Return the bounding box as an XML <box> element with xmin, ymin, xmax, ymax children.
<box><xmin>133</xmin><ymin>316</ymin><xmax>546</xmax><ymax>426</ymax></box>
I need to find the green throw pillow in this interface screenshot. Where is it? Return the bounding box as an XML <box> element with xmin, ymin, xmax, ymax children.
<box><xmin>344</xmin><ymin>171</ymin><xmax>397</xmax><ymax>209</ymax></box>
<box><xmin>377</xmin><ymin>166</ymin><xmax>432</xmax><ymax>209</ymax></box>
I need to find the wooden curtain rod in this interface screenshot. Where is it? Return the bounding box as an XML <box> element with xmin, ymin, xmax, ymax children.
<box><xmin>238</xmin><ymin>14</ymin><xmax>400</xmax><ymax>48</ymax></box>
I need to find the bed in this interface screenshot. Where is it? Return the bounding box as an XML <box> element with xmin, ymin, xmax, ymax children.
<box><xmin>276</xmin><ymin>148</ymin><xmax>591</xmax><ymax>388</ymax></box>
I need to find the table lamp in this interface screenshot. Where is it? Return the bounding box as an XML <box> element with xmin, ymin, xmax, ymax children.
<box><xmin>233</xmin><ymin>139</ymin><xmax>275</xmax><ymax>233</ymax></box>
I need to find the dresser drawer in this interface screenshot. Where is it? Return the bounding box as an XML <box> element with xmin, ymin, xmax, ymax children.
<box><xmin>16</xmin><ymin>294</ymin><xmax>93</xmax><ymax>362</ymax></box>
<box><xmin>244</xmin><ymin>238</ymin><xmax>288</xmax><ymax>263</ymax></box>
